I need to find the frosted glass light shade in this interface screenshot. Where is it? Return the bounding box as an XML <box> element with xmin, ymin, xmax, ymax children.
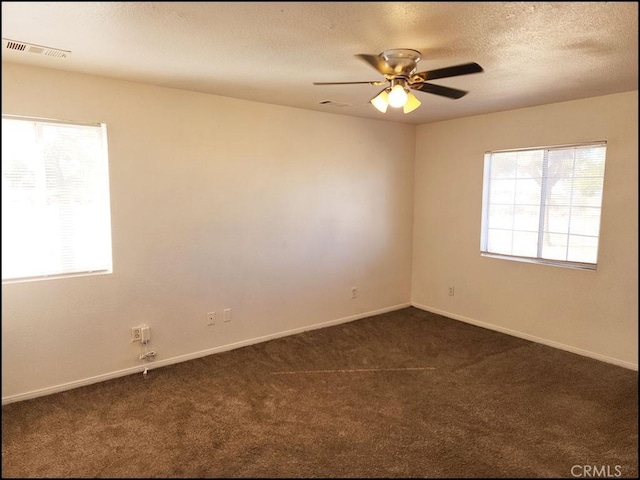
<box><xmin>388</xmin><ymin>84</ymin><xmax>408</xmax><ymax>108</ymax></box>
<box><xmin>403</xmin><ymin>92</ymin><xmax>421</xmax><ymax>113</ymax></box>
<box><xmin>371</xmin><ymin>89</ymin><xmax>389</xmax><ymax>113</ymax></box>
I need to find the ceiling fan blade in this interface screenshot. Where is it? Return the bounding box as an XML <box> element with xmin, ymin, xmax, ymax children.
<box><xmin>313</xmin><ymin>80</ymin><xmax>386</xmax><ymax>86</ymax></box>
<box><xmin>411</xmin><ymin>82</ymin><xmax>468</xmax><ymax>99</ymax></box>
<box><xmin>414</xmin><ymin>62</ymin><xmax>483</xmax><ymax>81</ymax></box>
<box><xmin>355</xmin><ymin>54</ymin><xmax>394</xmax><ymax>75</ymax></box>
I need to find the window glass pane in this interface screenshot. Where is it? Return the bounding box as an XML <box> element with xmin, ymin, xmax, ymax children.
<box><xmin>514</xmin><ymin>178</ymin><xmax>541</xmax><ymax>205</ymax></box>
<box><xmin>488</xmin><ymin>204</ymin><xmax>514</xmax><ymax>230</ymax></box>
<box><xmin>547</xmin><ymin>178</ymin><xmax>573</xmax><ymax>207</ymax></box>
<box><xmin>486</xmin><ymin>229</ymin><xmax>513</xmax><ymax>255</ymax></box>
<box><xmin>567</xmin><ymin>235</ymin><xmax>598</xmax><ymax>263</ymax></box>
<box><xmin>575</xmin><ymin>146</ymin><xmax>606</xmax><ymax>176</ymax></box>
<box><xmin>545</xmin><ymin>205</ymin><xmax>571</xmax><ymax>234</ymax></box>
<box><xmin>541</xmin><ymin>233</ymin><xmax>569</xmax><ymax>261</ymax></box>
<box><xmin>512</xmin><ymin>231</ymin><xmax>538</xmax><ymax>257</ymax></box>
<box><xmin>515</xmin><ymin>150</ymin><xmax>544</xmax><ymax>179</ymax></box>
<box><xmin>513</xmin><ymin>205</ymin><xmax>539</xmax><ymax>231</ymax></box>
<box><xmin>489</xmin><ymin>178</ymin><xmax>516</xmax><ymax>204</ymax></box>
<box><xmin>571</xmin><ymin>176</ymin><xmax>605</xmax><ymax>207</ymax></box>
<box><xmin>490</xmin><ymin>152</ymin><xmax>518</xmax><ymax>178</ymax></box>
<box><xmin>547</xmin><ymin>148</ymin><xmax>576</xmax><ymax>179</ymax></box>
<box><xmin>569</xmin><ymin>207</ymin><xmax>601</xmax><ymax>236</ymax></box>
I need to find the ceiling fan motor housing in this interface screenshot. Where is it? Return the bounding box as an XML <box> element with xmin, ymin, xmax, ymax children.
<box><xmin>380</xmin><ymin>48</ymin><xmax>421</xmax><ymax>78</ymax></box>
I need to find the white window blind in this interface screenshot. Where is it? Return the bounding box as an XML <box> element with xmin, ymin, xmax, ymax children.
<box><xmin>480</xmin><ymin>142</ymin><xmax>607</xmax><ymax>270</ymax></box>
<box><xmin>2</xmin><ymin>115</ymin><xmax>113</xmax><ymax>282</ymax></box>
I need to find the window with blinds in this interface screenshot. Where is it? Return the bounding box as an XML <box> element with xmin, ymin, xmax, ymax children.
<box><xmin>2</xmin><ymin>115</ymin><xmax>113</xmax><ymax>282</ymax></box>
<box><xmin>480</xmin><ymin>142</ymin><xmax>607</xmax><ymax>270</ymax></box>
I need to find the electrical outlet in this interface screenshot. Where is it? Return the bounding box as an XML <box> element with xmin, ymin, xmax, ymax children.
<box><xmin>131</xmin><ymin>327</ymin><xmax>142</xmax><ymax>342</ymax></box>
<box><xmin>448</xmin><ymin>285</ymin><xmax>455</xmax><ymax>296</ymax></box>
<box><xmin>351</xmin><ymin>287</ymin><xmax>357</xmax><ymax>299</ymax></box>
<box><xmin>207</xmin><ymin>311</ymin><xmax>216</xmax><ymax>326</ymax></box>
<box><xmin>132</xmin><ymin>324</ymin><xmax>150</xmax><ymax>342</ymax></box>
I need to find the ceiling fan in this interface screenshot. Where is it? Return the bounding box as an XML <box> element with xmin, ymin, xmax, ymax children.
<box><xmin>313</xmin><ymin>49</ymin><xmax>483</xmax><ymax>114</ymax></box>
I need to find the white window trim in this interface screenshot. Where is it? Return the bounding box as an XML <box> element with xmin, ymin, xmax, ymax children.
<box><xmin>480</xmin><ymin>141</ymin><xmax>607</xmax><ymax>271</ymax></box>
<box><xmin>2</xmin><ymin>114</ymin><xmax>113</xmax><ymax>283</ymax></box>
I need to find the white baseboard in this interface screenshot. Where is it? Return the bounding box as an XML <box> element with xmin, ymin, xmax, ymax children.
<box><xmin>2</xmin><ymin>302</ymin><xmax>411</xmax><ymax>405</ymax></box>
<box><xmin>411</xmin><ymin>302</ymin><xmax>638</xmax><ymax>371</ymax></box>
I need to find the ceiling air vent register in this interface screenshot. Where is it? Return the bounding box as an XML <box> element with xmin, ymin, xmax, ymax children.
<box><xmin>2</xmin><ymin>38</ymin><xmax>70</xmax><ymax>58</ymax></box>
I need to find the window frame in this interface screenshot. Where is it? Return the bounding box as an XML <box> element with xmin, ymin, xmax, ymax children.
<box><xmin>480</xmin><ymin>141</ymin><xmax>607</xmax><ymax>271</ymax></box>
<box><xmin>1</xmin><ymin>114</ymin><xmax>113</xmax><ymax>283</ymax></box>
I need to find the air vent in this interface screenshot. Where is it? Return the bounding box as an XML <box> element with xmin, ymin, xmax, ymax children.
<box><xmin>2</xmin><ymin>38</ymin><xmax>70</xmax><ymax>58</ymax></box>
<box><xmin>318</xmin><ymin>100</ymin><xmax>350</xmax><ymax>108</ymax></box>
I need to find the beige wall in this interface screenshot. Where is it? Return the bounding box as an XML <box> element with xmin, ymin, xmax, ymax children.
<box><xmin>412</xmin><ymin>91</ymin><xmax>638</xmax><ymax>368</ymax></box>
<box><xmin>1</xmin><ymin>63</ymin><xmax>415</xmax><ymax>402</ymax></box>
<box><xmin>2</xmin><ymin>62</ymin><xmax>637</xmax><ymax>403</ymax></box>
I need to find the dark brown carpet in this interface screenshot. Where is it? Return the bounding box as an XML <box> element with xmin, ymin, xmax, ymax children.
<box><xmin>2</xmin><ymin>307</ymin><xmax>638</xmax><ymax>478</ymax></box>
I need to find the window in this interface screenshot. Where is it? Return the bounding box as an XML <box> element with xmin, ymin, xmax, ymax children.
<box><xmin>2</xmin><ymin>115</ymin><xmax>112</xmax><ymax>282</ymax></box>
<box><xmin>480</xmin><ymin>142</ymin><xmax>607</xmax><ymax>270</ymax></box>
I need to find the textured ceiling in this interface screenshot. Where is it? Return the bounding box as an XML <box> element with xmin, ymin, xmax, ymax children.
<box><xmin>1</xmin><ymin>1</ymin><xmax>638</xmax><ymax>125</ymax></box>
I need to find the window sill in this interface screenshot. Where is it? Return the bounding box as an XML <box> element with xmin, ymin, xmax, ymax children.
<box><xmin>480</xmin><ymin>252</ymin><xmax>597</xmax><ymax>271</ymax></box>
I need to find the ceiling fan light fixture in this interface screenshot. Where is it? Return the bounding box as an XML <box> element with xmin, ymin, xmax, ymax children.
<box><xmin>388</xmin><ymin>83</ymin><xmax>408</xmax><ymax>108</ymax></box>
<box><xmin>371</xmin><ymin>89</ymin><xmax>390</xmax><ymax>113</ymax></box>
<box><xmin>315</xmin><ymin>49</ymin><xmax>483</xmax><ymax>115</ymax></box>
<box><xmin>403</xmin><ymin>91</ymin><xmax>421</xmax><ymax>114</ymax></box>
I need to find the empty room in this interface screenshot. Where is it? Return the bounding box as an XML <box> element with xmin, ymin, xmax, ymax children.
<box><xmin>1</xmin><ymin>2</ymin><xmax>637</xmax><ymax>478</ymax></box>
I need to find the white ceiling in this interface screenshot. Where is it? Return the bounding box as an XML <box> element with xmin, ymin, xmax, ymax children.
<box><xmin>2</xmin><ymin>1</ymin><xmax>638</xmax><ymax>125</ymax></box>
